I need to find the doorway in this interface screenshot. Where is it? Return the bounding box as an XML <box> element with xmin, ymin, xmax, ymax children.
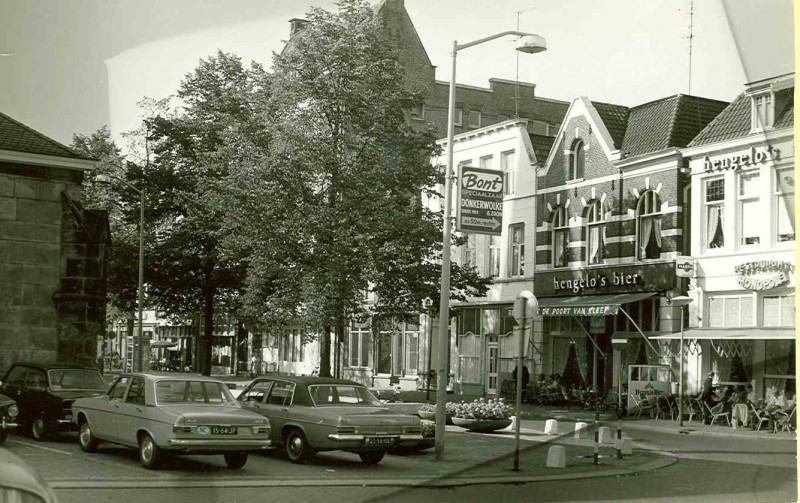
<box><xmin>486</xmin><ymin>342</ymin><xmax>499</xmax><ymax>395</ymax></box>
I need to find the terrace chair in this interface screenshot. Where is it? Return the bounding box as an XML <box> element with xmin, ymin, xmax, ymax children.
<box><xmin>629</xmin><ymin>393</ymin><xmax>656</xmax><ymax>419</ymax></box>
<box><xmin>749</xmin><ymin>403</ymin><xmax>771</xmax><ymax>432</ymax></box>
<box><xmin>682</xmin><ymin>397</ymin><xmax>702</xmax><ymax>423</ymax></box>
<box><xmin>703</xmin><ymin>400</ymin><xmax>731</xmax><ymax>426</ymax></box>
<box><xmin>773</xmin><ymin>405</ymin><xmax>796</xmax><ymax>433</ymax></box>
<box><xmin>656</xmin><ymin>396</ymin><xmax>674</xmax><ymax>421</ymax></box>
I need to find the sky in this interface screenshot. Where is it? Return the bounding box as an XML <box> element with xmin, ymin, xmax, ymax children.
<box><xmin>0</xmin><ymin>0</ymin><xmax>793</xmax><ymax>147</ymax></box>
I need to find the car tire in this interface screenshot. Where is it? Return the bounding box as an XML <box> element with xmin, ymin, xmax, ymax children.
<box><xmin>139</xmin><ymin>433</ymin><xmax>162</xmax><ymax>470</ymax></box>
<box><xmin>31</xmin><ymin>417</ymin><xmax>48</xmax><ymax>441</ymax></box>
<box><xmin>224</xmin><ymin>451</ymin><xmax>248</xmax><ymax>469</ymax></box>
<box><xmin>79</xmin><ymin>421</ymin><xmax>100</xmax><ymax>453</ymax></box>
<box><xmin>359</xmin><ymin>450</ymin><xmax>385</xmax><ymax>465</ymax></box>
<box><xmin>284</xmin><ymin>429</ymin><xmax>313</xmax><ymax>464</ymax></box>
<box><xmin>0</xmin><ymin>429</ymin><xmax>7</xmax><ymax>445</ymax></box>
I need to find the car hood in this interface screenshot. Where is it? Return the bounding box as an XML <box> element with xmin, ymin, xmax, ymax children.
<box><xmin>315</xmin><ymin>406</ymin><xmax>419</xmax><ymax>426</ymax></box>
<box><xmin>165</xmin><ymin>405</ymin><xmax>266</xmax><ymax>425</ymax></box>
<box><xmin>0</xmin><ymin>393</ymin><xmax>14</xmax><ymax>406</ymax></box>
<box><xmin>51</xmin><ymin>389</ymin><xmax>107</xmax><ymax>400</ymax></box>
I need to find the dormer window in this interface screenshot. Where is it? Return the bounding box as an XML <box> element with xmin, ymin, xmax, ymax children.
<box><xmin>752</xmin><ymin>93</ymin><xmax>774</xmax><ymax>132</ymax></box>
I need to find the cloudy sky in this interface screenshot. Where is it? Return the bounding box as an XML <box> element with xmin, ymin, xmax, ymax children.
<box><xmin>0</xmin><ymin>0</ymin><xmax>793</xmax><ymax>146</ymax></box>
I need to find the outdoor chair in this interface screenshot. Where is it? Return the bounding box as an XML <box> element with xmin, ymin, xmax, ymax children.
<box><xmin>773</xmin><ymin>405</ymin><xmax>796</xmax><ymax>433</ymax></box>
<box><xmin>629</xmin><ymin>393</ymin><xmax>656</xmax><ymax>419</ymax></box>
<box><xmin>703</xmin><ymin>400</ymin><xmax>731</xmax><ymax>426</ymax></box>
<box><xmin>749</xmin><ymin>403</ymin><xmax>771</xmax><ymax>431</ymax></box>
<box><xmin>682</xmin><ymin>397</ymin><xmax>702</xmax><ymax>423</ymax></box>
<box><xmin>656</xmin><ymin>396</ymin><xmax>674</xmax><ymax>421</ymax></box>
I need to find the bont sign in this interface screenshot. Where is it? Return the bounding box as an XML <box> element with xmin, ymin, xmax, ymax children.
<box><xmin>456</xmin><ymin>165</ymin><xmax>503</xmax><ymax>235</ymax></box>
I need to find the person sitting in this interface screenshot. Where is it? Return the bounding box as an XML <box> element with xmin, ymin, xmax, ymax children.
<box><xmin>765</xmin><ymin>386</ymin><xmax>787</xmax><ymax>414</ymax></box>
<box><xmin>698</xmin><ymin>371</ymin><xmax>717</xmax><ymax>423</ymax></box>
<box><xmin>511</xmin><ymin>365</ymin><xmax>531</xmax><ymax>388</ymax></box>
<box><xmin>745</xmin><ymin>384</ymin><xmax>757</xmax><ymax>405</ymax></box>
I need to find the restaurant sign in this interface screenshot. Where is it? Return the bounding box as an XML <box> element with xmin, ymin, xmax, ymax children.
<box><xmin>703</xmin><ymin>144</ymin><xmax>781</xmax><ymax>172</ymax></box>
<box><xmin>735</xmin><ymin>260</ymin><xmax>792</xmax><ymax>291</ymax></box>
<box><xmin>539</xmin><ymin>305</ymin><xmax>619</xmax><ymax>317</ymax></box>
<box><xmin>534</xmin><ymin>263</ymin><xmax>675</xmax><ymax>297</ymax></box>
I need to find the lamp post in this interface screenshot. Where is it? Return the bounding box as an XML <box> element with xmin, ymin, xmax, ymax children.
<box><xmin>434</xmin><ymin>31</ymin><xmax>547</xmax><ymax>461</ymax></box>
<box><xmin>94</xmin><ymin>173</ymin><xmax>145</xmax><ymax>373</ymax></box>
<box><xmin>671</xmin><ymin>295</ymin><xmax>693</xmax><ymax>427</ymax></box>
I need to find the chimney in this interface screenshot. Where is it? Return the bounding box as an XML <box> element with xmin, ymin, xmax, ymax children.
<box><xmin>289</xmin><ymin>18</ymin><xmax>308</xmax><ymax>37</ymax></box>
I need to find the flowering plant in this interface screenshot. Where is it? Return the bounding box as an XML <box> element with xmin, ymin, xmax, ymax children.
<box><xmin>449</xmin><ymin>398</ymin><xmax>513</xmax><ymax>420</ymax></box>
<box><xmin>420</xmin><ymin>419</ymin><xmax>435</xmax><ymax>437</ymax></box>
<box><xmin>419</xmin><ymin>403</ymin><xmax>437</xmax><ymax>413</ymax></box>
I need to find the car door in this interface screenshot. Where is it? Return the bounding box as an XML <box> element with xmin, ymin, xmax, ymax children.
<box><xmin>260</xmin><ymin>380</ymin><xmax>296</xmax><ymax>444</ymax></box>
<box><xmin>82</xmin><ymin>376</ymin><xmax>122</xmax><ymax>441</ymax></box>
<box><xmin>1</xmin><ymin>366</ymin><xmax>29</xmax><ymax>422</ymax></box>
<box><xmin>99</xmin><ymin>376</ymin><xmax>131</xmax><ymax>443</ymax></box>
<box><xmin>23</xmin><ymin>368</ymin><xmax>49</xmax><ymax>422</ymax></box>
<box><xmin>114</xmin><ymin>377</ymin><xmax>146</xmax><ymax>447</ymax></box>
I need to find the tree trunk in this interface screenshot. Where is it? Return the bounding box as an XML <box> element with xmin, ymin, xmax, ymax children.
<box><xmin>202</xmin><ymin>289</ymin><xmax>214</xmax><ymax>376</ymax></box>
<box><xmin>320</xmin><ymin>324</ymin><xmax>331</xmax><ymax>377</ymax></box>
<box><xmin>335</xmin><ymin>316</ymin><xmax>346</xmax><ymax>379</ymax></box>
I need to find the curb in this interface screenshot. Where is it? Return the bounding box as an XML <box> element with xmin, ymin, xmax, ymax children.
<box><xmin>46</xmin><ymin>456</ymin><xmax>678</xmax><ymax>490</ymax></box>
<box><xmin>622</xmin><ymin>421</ymin><xmax>797</xmax><ymax>440</ymax></box>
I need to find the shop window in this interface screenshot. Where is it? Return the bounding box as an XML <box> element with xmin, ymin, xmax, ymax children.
<box><xmin>738</xmin><ymin>172</ymin><xmax>760</xmax><ymax>246</ymax></box>
<box><xmin>348</xmin><ymin>322</ymin><xmax>371</xmax><ymax>368</ymax></box>
<box><xmin>703</xmin><ymin>178</ymin><xmax>725</xmax><ymax>250</ymax></box>
<box><xmin>763</xmin><ymin>294</ymin><xmax>795</xmax><ymax>327</ymax></box>
<box><xmin>585</xmin><ymin>199</ymin><xmax>605</xmax><ymax>265</ymax></box>
<box><xmin>502</xmin><ymin>150</ymin><xmax>516</xmax><ymax>195</ymax></box>
<box><xmin>462</xmin><ymin>233</ymin><xmax>477</xmax><ymax>269</ymax></box>
<box><xmin>775</xmin><ymin>168</ymin><xmax>795</xmax><ymax>242</ymax></box>
<box><xmin>551</xmin><ymin>207</ymin><xmax>569</xmax><ymax>267</ymax></box>
<box><xmin>707</xmin><ymin>294</ymin><xmax>754</xmax><ymax>327</ymax></box>
<box><xmin>569</xmin><ymin>140</ymin><xmax>584</xmax><ymax>180</ymax></box>
<box><xmin>636</xmin><ymin>190</ymin><xmax>662</xmax><ymax>259</ymax></box>
<box><xmin>457</xmin><ymin>332</ymin><xmax>482</xmax><ymax>383</ymax></box>
<box><xmin>764</xmin><ymin>340</ymin><xmax>795</xmax><ymax>379</ymax></box>
<box><xmin>509</xmin><ymin>224</ymin><xmax>525</xmax><ymax>276</ymax></box>
<box><xmin>488</xmin><ymin>235</ymin><xmax>501</xmax><ymax>277</ymax></box>
<box><xmin>458</xmin><ymin>308</ymin><xmax>481</xmax><ymax>335</ymax></box>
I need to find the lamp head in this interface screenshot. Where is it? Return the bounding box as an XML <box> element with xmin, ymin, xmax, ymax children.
<box><xmin>670</xmin><ymin>295</ymin><xmax>694</xmax><ymax>307</ymax></box>
<box><xmin>516</xmin><ymin>34</ymin><xmax>547</xmax><ymax>54</ymax></box>
<box><xmin>93</xmin><ymin>173</ymin><xmax>112</xmax><ymax>184</ymax></box>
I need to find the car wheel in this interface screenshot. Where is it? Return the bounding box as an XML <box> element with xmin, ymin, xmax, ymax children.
<box><xmin>79</xmin><ymin>421</ymin><xmax>100</xmax><ymax>453</ymax></box>
<box><xmin>224</xmin><ymin>451</ymin><xmax>248</xmax><ymax>469</ymax></box>
<box><xmin>31</xmin><ymin>417</ymin><xmax>48</xmax><ymax>441</ymax></box>
<box><xmin>139</xmin><ymin>433</ymin><xmax>162</xmax><ymax>470</ymax></box>
<box><xmin>284</xmin><ymin>429</ymin><xmax>313</xmax><ymax>464</ymax></box>
<box><xmin>359</xmin><ymin>450</ymin><xmax>385</xmax><ymax>465</ymax></box>
<box><xmin>0</xmin><ymin>429</ymin><xmax>7</xmax><ymax>445</ymax></box>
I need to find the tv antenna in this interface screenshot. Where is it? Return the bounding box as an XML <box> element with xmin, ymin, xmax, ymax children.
<box><xmin>686</xmin><ymin>0</ymin><xmax>695</xmax><ymax>94</ymax></box>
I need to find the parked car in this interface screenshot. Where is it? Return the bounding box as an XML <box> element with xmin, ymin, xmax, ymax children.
<box><xmin>0</xmin><ymin>447</ymin><xmax>57</xmax><ymax>503</ymax></box>
<box><xmin>0</xmin><ymin>392</ymin><xmax>19</xmax><ymax>444</ymax></box>
<box><xmin>0</xmin><ymin>362</ymin><xmax>107</xmax><ymax>440</ymax></box>
<box><xmin>238</xmin><ymin>376</ymin><xmax>423</xmax><ymax>465</ymax></box>
<box><xmin>71</xmin><ymin>372</ymin><xmax>272</xmax><ymax>469</ymax></box>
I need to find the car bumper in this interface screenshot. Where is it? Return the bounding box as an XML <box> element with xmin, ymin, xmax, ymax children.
<box><xmin>165</xmin><ymin>438</ymin><xmax>273</xmax><ymax>451</ymax></box>
<box><xmin>1</xmin><ymin>419</ymin><xmax>17</xmax><ymax>430</ymax></box>
<box><xmin>326</xmin><ymin>434</ymin><xmax>423</xmax><ymax>449</ymax></box>
<box><xmin>53</xmin><ymin>418</ymin><xmax>78</xmax><ymax>432</ymax></box>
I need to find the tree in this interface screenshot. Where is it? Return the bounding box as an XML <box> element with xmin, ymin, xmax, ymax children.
<box><xmin>216</xmin><ymin>0</ymin><xmax>489</xmax><ymax>377</ymax></box>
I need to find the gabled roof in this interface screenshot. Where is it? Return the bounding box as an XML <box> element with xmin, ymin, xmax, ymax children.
<box><xmin>0</xmin><ymin>111</ymin><xmax>86</xmax><ymax>160</ymax></box>
<box><xmin>529</xmin><ymin>134</ymin><xmax>556</xmax><ymax>164</ymax></box>
<box><xmin>621</xmin><ymin>95</ymin><xmax>728</xmax><ymax>157</ymax></box>
<box><xmin>591</xmin><ymin>102</ymin><xmax>630</xmax><ymax>149</ymax></box>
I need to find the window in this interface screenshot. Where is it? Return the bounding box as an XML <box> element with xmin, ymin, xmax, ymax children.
<box><xmin>530</xmin><ymin>120</ymin><xmax>550</xmax><ymax>136</ymax></box>
<box><xmin>410</xmin><ymin>103</ymin><xmax>425</xmax><ymax>120</ymax></box>
<box><xmin>348</xmin><ymin>323</ymin><xmax>371</xmax><ymax>367</ymax></box>
<box><xmin>738</xmin><ymin>172</ymin><xmax>760</xmax><ymax>246</ymax></box>
<box><xmin>25</xmin><ymin>369</ymin><xmax>47</xmax><ymax>390</ymax></box>
<box><xmin>126</xmin><ymin>378</ymin><xmax>145</xmax><ymax>405</ymax></box>
<box><xmin>704</xmin><ymin>178</ymin><xmax>725</xmax><ymax>249</ymax></box>
<box><xmin>509</xmin><ymin>224</ymin><xmax>525</xmax><ymax>276</ymax></box>
<box><xmin>636</xmin><ymin>190</ymin><xmax>662</xmax><ymax>259</ymax></box>
<box><xmin>585</xmin><ymin>200</ymin><xmax>605</xmax><ymax>265</ymax></box>
<box><xmin>479</xmin><ymin>155</ymin><xmax>494</xmax><ymax>170</ymax></box>
<box><xmin>551</xmin><ymin>207</ymin><xmax>569</xmax><ymax>267</ymax></box>
<box><xmin>405</xmin><ymin>328</ymin><xmax>419</xmax><ymax>375</ymax></box>
<box><xmin>569</xmin><ymin>140</ymin><xmax>584</xmax><ymax>180</ymax></box>
<box><xmin>463</xmin><ymin>233</ymin><xmax>477</xmax><ymax>268</ymax></box>
<box><xmin>266</xmin><ymin>381</ymin><xmax>295</xmax><ymax>406</ymax></box>
<box><xmin>775</xmin><ymin>168</ymin><xmax>795</xmax><ymax>242</ymax></box>
<box><xmin>707</xmin><ymin>294</ymin><xmax>754</xmax><ymax>327</ymax></box>
<box><xmin>501</xmin><ymin>150</ymin><xmax>515</xmax><ymax>195</ymax></box>
<box><xmin>241</xmin><ymin>380</ymin><xmax>274</xmax><ymax>403</ymax></box>
<box><xmin>488</xmin><ymin>235</ymin><xmax>501</xmax><ymax>277</ymax></box>
<box><xmin>752</xmin><ymin>93</ymin><xmax>774</xmax><ymax>131</ymax></box>
<box><xmin>281</xmin><ymin>328</ymin><xmax>304</xmax><ymax>362</ymax></box>
<box><xmin>454</xmin><ymin>108</ymin><xmax>463</xmax><ymax>126</ymax></box>
<box><xmin>109</xmin><ymin>377</ymin><xmax>131</xmax><ymax>400</ymax></box>
<box><xmin>5</xmin><ymin>366</ymin><xmax>27</xmax><ymax>386</ymax></box>
<box><xmin>468</xmin><ymin>110</ymin><xmax>481</xmax><ymax>128</ymax></box>
<box><xmin>763</xmin><ymin>294</ymin><xmax>795</xmax><ymax>327</ymax></box>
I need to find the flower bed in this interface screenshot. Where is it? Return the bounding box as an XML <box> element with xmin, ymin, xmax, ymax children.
<box><xmin>449</xmin><ymin>398</ymin><xmax>513</xmax><ymax>420</ymax></box>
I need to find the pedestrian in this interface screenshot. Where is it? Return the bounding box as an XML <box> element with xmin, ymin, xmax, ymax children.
<box><xmin>511</xmin><ymin>365</ymin><xmax>530</xmax><ymax>388</ymax></box>
<box><xmin>699</xmin><ymin>371</ymin><xmax>716</xmax><ymax>423</ymax></box>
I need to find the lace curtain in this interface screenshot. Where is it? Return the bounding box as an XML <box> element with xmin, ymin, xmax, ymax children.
<box><xmin>575</xmin><ymin>338</ymin><xmax>589</xmax><ymax>385</ymax></box>
<box><xmin>639</xmin><ymin>217</ymin><xmax>652</xmax><ymax>257</ymax></box>
<box><xmin>552</xmin><ymin>337</ymin><xmax>571</xmax><ymax>376</ymax></box>
<box><xmin>706</xmin><ymin>205</ymin><xmax>723</xmax><ymax>248</ymax></box>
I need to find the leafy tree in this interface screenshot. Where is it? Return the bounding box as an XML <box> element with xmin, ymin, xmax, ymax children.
<box><xmin>217</xmin><ymin>0</ymin><xmax>489</xmax><ymax>377</ymax></box>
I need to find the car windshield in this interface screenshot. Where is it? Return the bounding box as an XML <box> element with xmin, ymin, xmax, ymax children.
<box><xmin>155</xmin><ymin>380</ymin><xmax>236</xmax><ymax>405</ymax></box>
<box><xmin>308</xmin><ymin>385</ymin><xmax>383</xmax><ymax>407</ymax></box>
<box><xmin>48</xmin><ymin>369</ymin><xmax>106</xmax><ymax>390</ymax></box>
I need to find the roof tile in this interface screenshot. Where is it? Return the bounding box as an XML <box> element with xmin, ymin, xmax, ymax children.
<box><xmin>0</xmin><ymin>111</ymin><xmax>86</xmax><ymax>159</ymax></box>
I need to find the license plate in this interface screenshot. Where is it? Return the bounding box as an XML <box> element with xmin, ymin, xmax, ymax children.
<box><xmin>211</xmin><ymin>426</ymin><xmax>238</xmax><ymax>435</ymax></box>
<box><xmin>365</xmin><ymin>436</ymin><xmax>398</xmax><ymax>447</ymax></box>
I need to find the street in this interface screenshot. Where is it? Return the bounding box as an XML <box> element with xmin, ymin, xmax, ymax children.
<box><xmin>4</xmin><ymin>418</ymin><xmax>796</xmax><ymax>503</ymax></box>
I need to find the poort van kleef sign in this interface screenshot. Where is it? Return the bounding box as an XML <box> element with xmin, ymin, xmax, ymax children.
<box><xmin>457</xmin><ymin>165</ymin><xmax>504</xmax><ymax>235</ymax></box>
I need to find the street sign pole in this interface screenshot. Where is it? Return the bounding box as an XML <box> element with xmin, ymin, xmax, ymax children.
<box><xmin>512</xmin><ymin>291</ymin><xmax>537</xmax><ymax>471</ymax></box>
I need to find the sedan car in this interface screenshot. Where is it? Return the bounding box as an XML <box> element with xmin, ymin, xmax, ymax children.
<box><xmin>0</xmin><ymin>362</ymin><xmax>107</xmax><ymax>440</ymax></box>
<box><xmin>0</xmin><ymin>448</ymin><xmax>57</xmax><ymax>503</ymax></box>
<box><xmin>72</xmin><ymin>372</ymin><xmax>271</xmax><ymax>469</ymax></box>
<box><xmin>0</xmin><ymin>392</ymin><xmax>19</xmax><ymax>444</ymax></box>
<box><xmin>238</xmin><ymin>376</ymin><xmax>422</xmax><ymax>465</ymax></box>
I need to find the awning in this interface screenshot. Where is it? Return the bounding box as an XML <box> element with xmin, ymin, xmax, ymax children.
<box><xmin>651</xmin><ymin>328</ymin><xmax>796</xmax><ymax>340</ymax></box>
<box><xmin>149</xmin><ymin>340</ymin><xmax>177</xmax><ymax>349</ymax></box>
<box><xmin>538</xmin><ymin>292</ymin><xmax>657</xmax><ymax>317</ymax></box>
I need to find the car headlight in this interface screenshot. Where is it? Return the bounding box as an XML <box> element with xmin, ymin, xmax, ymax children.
<box><xmin>196</xmin><ymin>425</ymin><xmax>210</xmax><ymax>435</ymax></box>
<box><xmin>7</xmin><ymin>404</ymin><xmax>18</xmax><ymax>418</ymax></box>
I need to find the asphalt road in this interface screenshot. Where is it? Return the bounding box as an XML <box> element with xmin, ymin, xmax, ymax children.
<box><xmin>3</xmin><ymin>424</ymin><xmax>796</xmax><ymax>503</ymax></box>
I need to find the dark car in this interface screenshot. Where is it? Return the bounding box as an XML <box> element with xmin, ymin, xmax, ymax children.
<box><xmin>0</xmin><ymin>362</ymin><xmax>107</xmax><ymax>440</ymax></box>
<box><xmin>238</xmin><ymin>376</ymin><xmax>422</xmax><ymax>465</ymax></box>
<box><xmin>0</xmin><ymin>392</ymin><xmax>19</xmax><ymax>444</ymax></box>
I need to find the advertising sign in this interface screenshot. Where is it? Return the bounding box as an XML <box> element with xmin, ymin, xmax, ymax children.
<box><xmin>675</xmin><ymin>256</ymin><xmax>695</xmax><ymax>278</ymax></box>
<box><xmin>457</xmin><ymin>165</ymin><xmax>503</xmax><ymax>235</ymax></box>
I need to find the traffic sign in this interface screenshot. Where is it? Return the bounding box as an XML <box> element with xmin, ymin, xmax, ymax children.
<box><xmin>456</xmin><ymin>165</ymin><xmax>504</xmax><ymax>235</ymax></box>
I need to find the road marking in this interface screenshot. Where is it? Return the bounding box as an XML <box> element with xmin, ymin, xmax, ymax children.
<box><xmin>8</xmin><ymin>440</ymin><xmax>74</xmax><ymax>456</ymax></box>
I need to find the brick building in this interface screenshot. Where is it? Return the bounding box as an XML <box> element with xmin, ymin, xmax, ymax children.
<box><xmin>0</xmin><ymin>112</ymin><xmax>109</xmax><ymax>374</ymax></box>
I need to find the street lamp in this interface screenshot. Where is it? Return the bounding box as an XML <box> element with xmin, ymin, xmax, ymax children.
<box><xmin>670</xmin><ymin>295</ymin><xmax>693</xmax><ymax>427</ymax></box>
<box><xmin>434</xmin><ymin>30</ymin><xmax>547</xmax><ymax>461</ymax></box>
<box><xmin>94</xmin><ymin>173</ymin><xmax>145</xmax><ymax>373</ymax></box>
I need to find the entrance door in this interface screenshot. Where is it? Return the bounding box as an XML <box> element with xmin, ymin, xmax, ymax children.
<box><xmin>486</xmin><ymin>343</ymin><xmax>499</xmax><ymax>395</ymax></box>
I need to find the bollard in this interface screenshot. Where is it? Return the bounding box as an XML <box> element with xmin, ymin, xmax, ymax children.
<box><xmin>593</xmin><ymin>411</ymin><xmax>600</xmax><ymax>465</ymax></box>
<box><xmin>574</xmin><ymin>421</ymin><xmax>588</xmax><ymax>439</ymax></box>
<box><xmin>598</xmin><ymin>426</ymin><xmax>612</xmax><ymax>444</ymax></box>
<box><xmin>621</xmin><ymin>437</ymin><xmax>633</xmax><ymax>455</ymax></box>
<box><xmin>545</xmin><ymin>418</ymin><xmax>559</xmax><ymax>435</ymax></box>
<box><xmin>616</xmin><ymin>425</ymin><xmax>623</xmax><ymax>459</ymax></box>
<box><xmin>546</xmin><ymin>445</ymin><xmax>567</xmax><ymax>468</ymax></box>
